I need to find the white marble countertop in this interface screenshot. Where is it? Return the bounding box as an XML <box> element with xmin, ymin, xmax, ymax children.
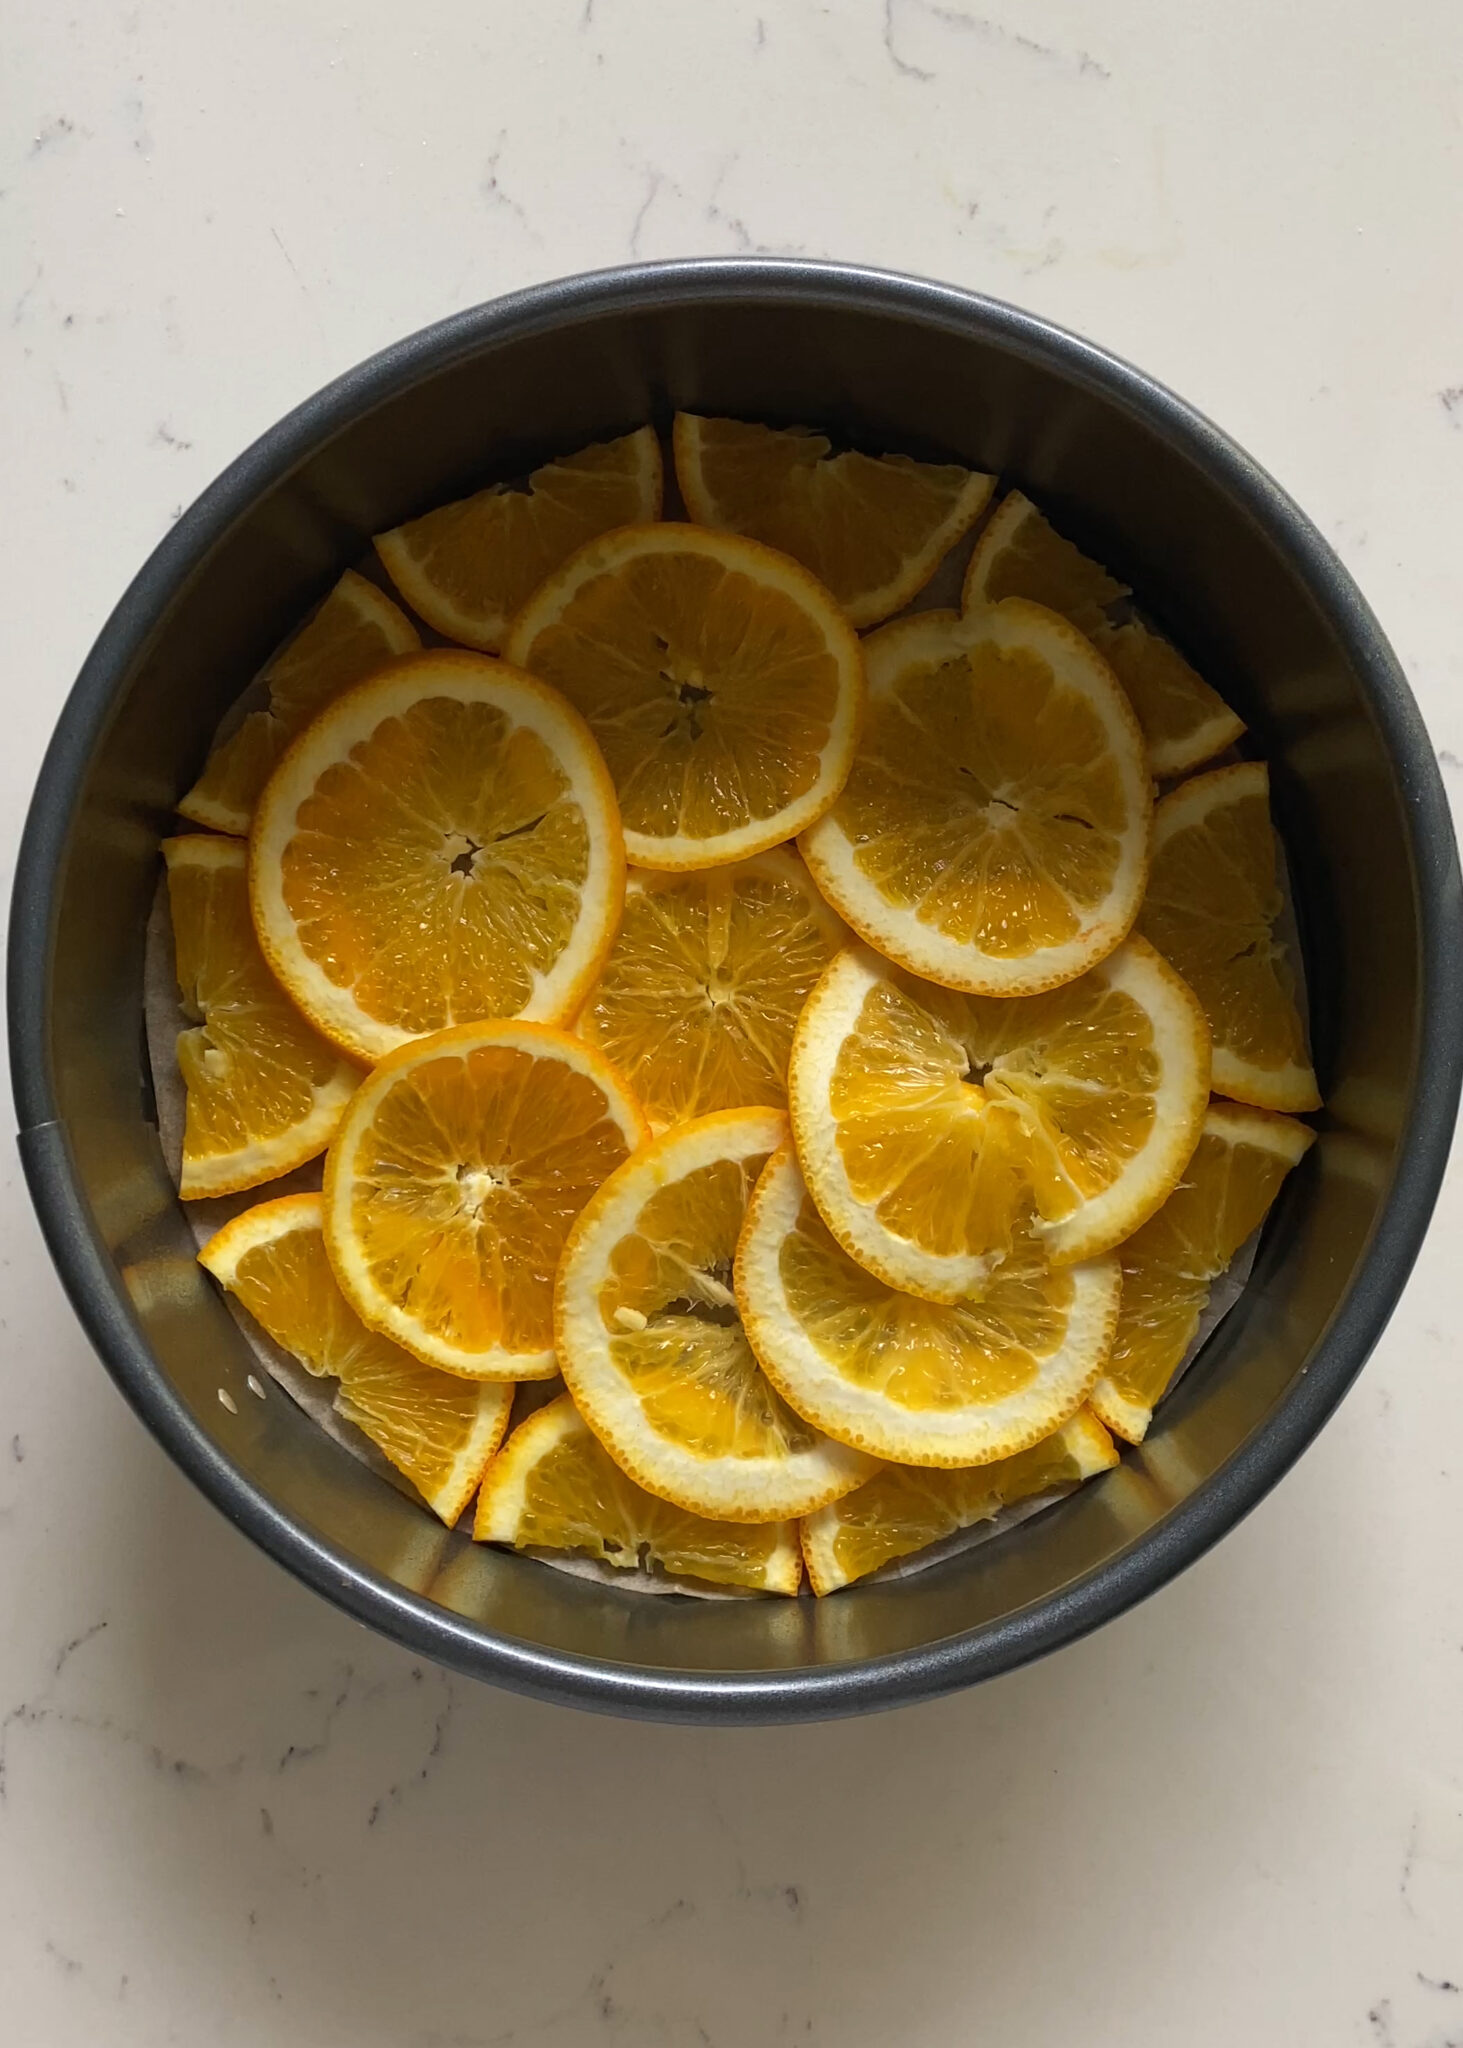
<box><xmin>4</xmin><ymin>4</ymin><xmax>1462</xmax><ymax>2041</ymax></box>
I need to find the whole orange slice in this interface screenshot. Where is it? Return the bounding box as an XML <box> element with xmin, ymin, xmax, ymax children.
<box><xmin>323</xmin><ymin>1021</ymin><xmax>647</xmax><ymax>1380</ymax></box>
<box><xmin>800</xmin><ymin>602</ymin><xmax>1152</xmax><ymax>996</ymax></box>
<box><xmin>250</xmin><ymin>651</ymin><xmax>624</xmax><ymax>1062</ymax></box>
<box><xmin>737</xmin><ymin>1145</ymin><xmax>1120</xmax><ymax>1469</ymax></box>
<box><xmin>505</xmin><ymin>523</ymin><xmax>865</xmax><ymax>870</ymax></box>
<box><xmin>788</xmin><ymin>939</ymin><xmax>1211</xmax><ymax>1300</ymax></box>
<box><xmin>555</xmin><ymin>1108</ymin><xmax>876</xmax><ymax>1520</ymax></box>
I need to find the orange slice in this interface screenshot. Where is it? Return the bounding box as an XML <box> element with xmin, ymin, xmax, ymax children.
<box><xmin>673</xmin><ymin>413</ymin><xmax>994</xmax><ymax>628</ymax></box>
<box><xmin>474</xmin><ymin>1394</ymin><xmax>802</xmax><ymax>1593</ymax></box>
<box><xmin>1095</xmin><ymin>624</ymin><xmax>1245</xmax><ymax>781</ymax></box>
<box><xmin>323</xmin><ymin>1021</ymin><xmax>647</xmax><ymax>1379</ymax></box>
<box><xmin>161</xmin><ymin>835</ymin><xmax>360</xmax><ymax>1198</ymax></box>
<box><xmin>576</xmin><ymin>848</ymin><xmax>846</xmax><ymax>1129</ymax></box>
<box><xmin>555</xmin><ymin>1108</ymin><xmax>876</xmax><ymax>1520</ymax></box>
<box><xmin>249</xmin><ymin>651</ymin><xmax>624</xmax><ymax>1063</ymax></box>
<box><xmin>737</xmin><ymin>1145</ymin><xmax>1119</xmax><ymax>1467</ymax></box>
<box><xmin>505</xmin><ymin>523</ymin><xmax>865</xmax><ymax>870</ymax></box>
<box><xmin>963</xmin><ymin>489</ymin><xmax>1125</xmax><ymax>635</ymax></box>
<box><xmin>800</xmin><ymin>603</ymin><xmax>1151</xmax><ymax>995</ymax></box>
<box><xmin>799</xmin><ymin>1408</ymin><xmax>1118</xmax><ymax>1593</ymax></box>
<box><xmin>1138</xmin><ymin>760</ymin><xmax>1320</xmax><ymax>1112</ymax></box>
<box><xmin>177</xmin><ymin>571</ymin><xmax>420</xmax><ymax>836</ymax></box>
<box><xmin>374</xmin><ymin>428</ymin><xmax>663</xmax><ymax>652</ymax></box>
<box><xmin>963</xmin><ymin>491</ymin><xmax>1245</xmax><ymax>779</ymax></box>
<box><xmin>1091</xmin><ymin>1102</ymin><xmax>1315</xmax><ymax>1442</ymax></box>
<box><xmin>790</xmin><ymin>937</ymin><xmax>1204</xmax><ymax>1294</ymax></box>
<box><xmin>788</xmin><ymin>939</ymin><xmax>1210</xmax><ymax>1300</ymax></box>
<box><xmin>199</xmin><ymin>1194</ymin><xmax>510</xmax><ymax>1524</ymax></box>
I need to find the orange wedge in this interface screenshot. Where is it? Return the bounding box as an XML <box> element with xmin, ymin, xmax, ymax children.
<box><xmin>964</xmin><ymin>489</ymin><xmax>1125</xmax><ymax>635</ymax></box>
<box><xmin>1138</xmin><ymin>760</ymin><xmax>1320</xmax><ymax>1112</ymax></box>
<box><xmin>475</xmin><ymin>1394</ymin><xmax>802</xmax><ymax>1593</ymax></box>
<box><xmin>1096</xmin><ymin>624</ymin><xmax>1245</xmax><ymax>781</ymax></box>
<box><xmin>374</xmin><ymin>428</ymin><xmax>663</xmax><ymax>651</ymax></box>
<box><xmin>177</xmin><ymin>571</ymin><xmax>420</xmax><ymax>836</ymax></box>
<box><xmin>737</xmin><ymin>1146</ymin><xmax>1120</xmax><ymax>1467</ymax></box>
<box><xmin>800</xmin><ymin>602</ymin><xmax>1152</xmax><ymax>995</ymax></box>
<box><xmin>199</xmin><ymin>1194</ymin><xmax>511</xmax><ymax>1524</ymax></box>
<box><xmin>576</xmin><ymin>848</ymin><xmax>846</xmax><ymax>1129</ymax></box>
<box><xmin>249</xmin><ymin>651</ymin><xmax>624</xmax><ymax>1063</ymax></box>
<box><xmin>162</xmin><ymin>835</ymin><xmax>360</xmax><ymax>1198</ymax></box>
<box><xmin>1091</xmin><ymin>1102</ymin><xmax>1315</xmax><ymax>1442</ymax></box>
<box><xmin>799</xmin><ymin>1408</ymin><xmax>1118</xmax><ymax>1593</ymax></box>
<box><xmin>963</xmin><ymin>491</ymin><xmax>1245</xmax><ymax>779</ymax></box>
<box><xmin>505</xmin><ymin>523</ymin><xmax>865</xmax><ymax>870</ymax></box>
<box><xmin>673</xmin><ymin>413</ymin><xmax>994</xmax><ymax>627</ymax></box>
<box><xmin>323</xmin><ymin>1021</ymin><xmax>647</xmax><ymax>1380</ymax></box>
